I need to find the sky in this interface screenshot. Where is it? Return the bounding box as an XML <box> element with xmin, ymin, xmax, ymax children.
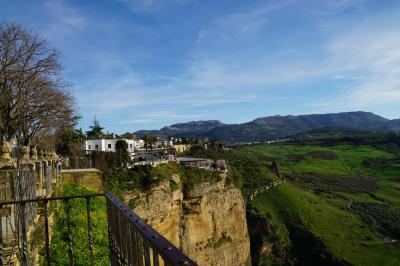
<box><xmin>1</xmin><ymin>0</ymin><xmax>400</xmax><ymax>133</ymax></box>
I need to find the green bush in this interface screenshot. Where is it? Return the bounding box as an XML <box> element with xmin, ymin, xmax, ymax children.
<box><xmin>128</xmin><ymin>198</ymin><xmax>139</xmax><ymax>209</ymax></box>
<box><xmin>104</xmin><ymin>162</ymin><xmax>220</xmax><ymax>195</ymax></box>
<box><xmin>169</xmin><ymin>179</ymin><xmax>179</xmax><ymax>191</ymax></box>
<box><xmin>213</xmin><ymin>234</ymin><xmax>232</xmax><ymax>249</ymax></box>
<box><xmin>185</xmin><ymin>146</ymin><xmax>277</xmax><ymax>197</ymax></box>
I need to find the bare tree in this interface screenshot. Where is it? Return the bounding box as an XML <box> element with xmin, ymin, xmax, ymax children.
<box><xmin>18</xmin><ymin>81</ymin><xmax>78</xmax><ymax>146</ymax></box>
<box><xmin>0</xmin><ymin>22</ymin><xmax>77</xmax><ymax>146</ymax></box>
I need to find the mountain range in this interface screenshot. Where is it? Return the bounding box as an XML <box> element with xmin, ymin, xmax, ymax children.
<box><xmin>135</xmin><ymin>111</ymin><xmax>399</xmax><ymax>143</ymax></box>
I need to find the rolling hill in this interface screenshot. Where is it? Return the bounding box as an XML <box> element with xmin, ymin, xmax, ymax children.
<box><xmin>135</xmin><ymin>111</ymin><xmax>399</xmax><ymax>143</ymax></box>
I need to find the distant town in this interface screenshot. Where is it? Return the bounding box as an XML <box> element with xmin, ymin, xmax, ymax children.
<box><xmin>67</xmin><ymin>119</ymin><xmax>228</xmax><ymax>171</ymax></box>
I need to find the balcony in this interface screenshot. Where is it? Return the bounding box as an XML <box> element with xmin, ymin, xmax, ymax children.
<box><xmin>0</xmin><ymin>193</ymin><xmax>196</xmax><ymax>266</ymax></box>
<box><xmin>0</xmin><ymin>147</ymin><xmax>196</xmax><ymax>266</ymax></box>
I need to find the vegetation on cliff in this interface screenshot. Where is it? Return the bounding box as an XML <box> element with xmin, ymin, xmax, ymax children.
<box><xmin>104</xmin><ymin>162</ymin><xmax>220</xmax><ymax>197</ymax></box>
<box><xmin>185</xmin><ymin>146</ymin><xmax>279</xmax><ymax>198</ymax></box>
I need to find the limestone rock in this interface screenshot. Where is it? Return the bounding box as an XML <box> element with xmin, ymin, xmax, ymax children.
<box><xmin>124</xmin><ymin>175</ymin><xmax>251</xmax><ymax>266</ymax></box>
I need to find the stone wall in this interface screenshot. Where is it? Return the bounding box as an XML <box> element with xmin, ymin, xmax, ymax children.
<box><xmin>61</xmin><ymin>168</ymin><xmax>103</xmax><ymax>192</ymax></box>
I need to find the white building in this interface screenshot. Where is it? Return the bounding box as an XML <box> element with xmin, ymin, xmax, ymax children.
<box><xmin>155</xmin><ymin>137</ymin><xmax>173</xmax><ymax>148</ymax></box>
<box><xmin>85</xmin><ymin>136</ymin><xmax>144</xmax><ymax>155</ymax></box>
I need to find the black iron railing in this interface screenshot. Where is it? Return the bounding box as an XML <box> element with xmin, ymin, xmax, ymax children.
<box><xmin>0</xmin><ymin>193</ymin><xmax>197</xmax><ymax>266</ymax></box>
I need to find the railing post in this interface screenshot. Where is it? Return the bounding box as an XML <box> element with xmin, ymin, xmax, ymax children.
<box><xmin>106</xmin><ymin>197</ymin><xmax>117</xmax><ymax>266</ymax></box>
<box><xmin>44</xmin><ymin>200</ymin><xmax>51</xmax><ymax>266</ymax></box>
<box><xmin>20</xmin><ymin>202</ymin><xmax>28</xmax><ymax>266</ymax></box>
<box><xmin>153</xmin><ymin>248</ymin><xmax>159</xmax><ymax>266</ymax></box>
<box><xmin>125</xmin><ymin>223</ymin><xmax>132</xmax><ymax>265</ymax></box>
<box><xmin>0</xmin><ymin>210</ymin><xmax>3</xmax><ymax>266</ymax></box>
<box><xmin>86</xmin><ymin>197</ymin><xmax>94</xmax><ymax>266</ymax></box>
<box><xmin>115</xmin><ymin>208</ymin><xmax>122</xmax><ymax>265</ymax></box>
<box><xmin>64</xmin><ymin>199</ymin><xmax>74</xmax><ymax>266</ymax></box>
<box><xmin>143</xmin><ymin>238</ymin><xmax>150</xmax><ymax>266</ymax></box>
<box><xmin>129</xmin><ymin>227</ymin><xmax>137</xmax><ymax>265</ymax></box>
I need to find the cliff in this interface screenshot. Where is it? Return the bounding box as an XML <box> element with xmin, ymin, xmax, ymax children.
<box><xmin>123</xmin><ymin>173</ymin><xmax>251</xmax><ymax>266</ymax></box>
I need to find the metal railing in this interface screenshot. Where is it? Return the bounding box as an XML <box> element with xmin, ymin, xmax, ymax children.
<box><xmin>106</xmin><ymin>193</ymin><xmax>196</xmax><ymax>266</ymax></box>
<box><xmin>0</xmin><ymin>193</ymin><xmax>197</xmax><ymax>266</ymax></box>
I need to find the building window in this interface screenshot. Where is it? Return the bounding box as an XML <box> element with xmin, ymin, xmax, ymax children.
<box><xmin>95</xmin><ymin>144</ymin><xmax>99</xmax><ymax>150</ymax></box>
<box><xmin>130</xmin><ymin>144</ymin><xmax>133</xmax><ymax>148</ymax></box>
<box><xmin>108</xmin><ymin>144</ymin><xmax>112</xmax><ymax>149</ymax></box>
<box><xmin>88</xmin><ymin>145</ymin><xmax>91</xmax><ymax>149</ymax></box>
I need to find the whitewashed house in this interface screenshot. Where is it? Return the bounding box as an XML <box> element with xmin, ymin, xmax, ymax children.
<box><xmin>155</xmin><ymin>137</ymin><xmax>173</xmax><ymax>148</ymax></box>
<box><xmin>84</xmin><ymin>133</ymin><xmax>144</xmax><ymax>156</ymax></box>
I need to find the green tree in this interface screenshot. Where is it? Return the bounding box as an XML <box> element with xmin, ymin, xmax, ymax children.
<box><xmin>115</xmin><ymin>139</ymin><xmax>128</xmax><ymax>153</ymax></box>
<box><xmin>86</xmin><ymin>117</ymin><xmax>104</xmax><ymax>138</ymax></box>
<box><xmin>55</xmin><ymin>127</ymin><xmax>88</xmax><ymax>168</ymax></box>
<box><xmin>142</xmin><ymin>135</ymin><xmax>157</xmax><ymax>151</ymax></box>
<box><xmin>115</xmin><ymin>139</ymin><xmax>129</xmax><ymax>167</ymax></box>
<box><xmin>56</xmin><ymin>128</ymin><xmax>85</xmax><ymax>156</ymax></box>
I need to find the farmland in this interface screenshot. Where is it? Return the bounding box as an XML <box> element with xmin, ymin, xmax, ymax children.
<box><xmin>237</xmin><ymin>143</ymin><xmax>400</xmax><ymax>265</ymax></box>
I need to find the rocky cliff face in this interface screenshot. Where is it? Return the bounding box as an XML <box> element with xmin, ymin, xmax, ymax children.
<box><xmin>124</xmin><ymin>173</ymin><xmax>251</xmax><ymax>266</ymax></box>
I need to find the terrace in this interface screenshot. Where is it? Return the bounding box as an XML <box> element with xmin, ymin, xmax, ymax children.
<box><xmin>0</xmin><ymin>143</ymin><xmax>196</xmax><ymax>266</ymax></box>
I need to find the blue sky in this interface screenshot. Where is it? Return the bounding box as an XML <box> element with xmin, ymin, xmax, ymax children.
<box><xmin>2</xmin><ymin>0</ymin><xmax>400</xmax><ymax>133</ymax></box>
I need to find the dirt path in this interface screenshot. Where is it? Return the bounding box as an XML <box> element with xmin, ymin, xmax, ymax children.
<box><xmin>249</xmin><ymin>179</ymin><xmax>285</xmax><ymax>201</ymax></box>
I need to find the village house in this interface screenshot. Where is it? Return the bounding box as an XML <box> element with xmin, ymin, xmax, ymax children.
<box><xmin>84</xmin><ymin>132</ymin><xmax>144</xmax><ymax>156</ymax></box>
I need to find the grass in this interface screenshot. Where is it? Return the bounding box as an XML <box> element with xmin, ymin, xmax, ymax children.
<box><xmin>253</xmin><ymin>183</ymin><xmax>400</xmax><ymax>266</ymax></box>
<box><xmin>185</xmin><ymin>146</ymin><xmax>280</xmax><ymax>197</ymax></box>
<box><xmin>40</xmin><ymin>183</ymin><xmax>109</xmax><ymax>266</ymax></box>
<box><xmin>244</xmin><ymin>143</ymin><xmax>400</xmax><ymax>265</ymax></box>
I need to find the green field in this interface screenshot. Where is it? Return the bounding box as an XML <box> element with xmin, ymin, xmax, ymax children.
<box><xmin>239</xmin><ymin>143</ymin><xmax>400</xmax><ymax>266</ymax></box>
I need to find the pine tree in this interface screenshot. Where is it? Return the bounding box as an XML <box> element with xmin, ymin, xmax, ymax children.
<box><xmin>86</xmin><ymin>117</ymin><xmax>104</xmax><ymax>138</ymax></box>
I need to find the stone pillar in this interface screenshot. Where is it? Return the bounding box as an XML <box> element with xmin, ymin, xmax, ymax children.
<box><xmin>20</xmin><ymin>146</ymin><xmax>35</xmax><ymax>201</ymax></box>
<box><xmin>30</xmin><ymin>145</ymin><xmax>38</xmax><ymax>161</ymax></box>
<box><xmin>21</xmin><ymin>146</ymin><xmax>32</xmax><ymax>165</ymax></box>
<box><xmin>51</xmin><ymin>150</ymin><xmax>57</xmax><ymax>185</ymax></box>
<box><xmin>31</xmin><ymin>146</ymin><xmax>42</xmax><ymax>198</ymax></box>
<box><xmin>45</xmin><ymin>151</ymin><xmax>52</xmax><ymax>196</ymax></box>
<box><xmin>38</xmin><ymin>149</ymin><xmax>45</xmax><ymax>197</ymax></box>
<box><xmin>0</xmin><ymin>137</ymin><xmax>13</xmax><ymax>169</ymax></box>
<box><xmin>26</xmin><ymin>146</ymin><xmax>37</xmax><ymax>222</ymax></box>
<box><xmin>0</xmin><ymin>137</ymin><xmax>16</xmax><ymax>246</ymax></box>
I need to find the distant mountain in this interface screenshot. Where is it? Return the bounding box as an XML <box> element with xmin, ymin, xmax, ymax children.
<box><xmin>134</xmin><ymin>111</ymin><xmax>399</xmax><ymax>143</ymax></box>
<box><xmin>135</xmin><ymin>120</ymin><xmax>225</xmax><ymax>137</ymax></box>
<box><xmin>381</xmin><ymin>119</ymin><xmax>400</xmax><ymax>132</ymax></box>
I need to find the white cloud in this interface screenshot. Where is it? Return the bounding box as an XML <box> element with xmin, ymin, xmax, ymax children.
<box><xmin>117</xmin><ymin>111</ymin><xmax>200</xmax><ymax>124</ymax></box>
<box><xmin>311</xmin><ymin>15</ymin><xmax>400</xmax><ymax>109</ymax></box>
<box><xmin>43</xmin><ymin>0</ymin><xmax>86</xmax><ymax>29</ymax></box>
<box><xmin>117</xmin><ymin>0</ymin><xmax>195</xmax><ymax>13</ymax></box>
<box><xmin>190</xmin><ymin>5</ymin><xmax>400</xmax><ymax>112</ymax></box>
<box><xmin>40</xmin><ymin>0</ymin><xmax>87</xmax><ymax>43</ymax></box>
<box><xmin>196</xmin><ymin>0</ymin><xmax>296</xmax><ymax>47</ymax></box>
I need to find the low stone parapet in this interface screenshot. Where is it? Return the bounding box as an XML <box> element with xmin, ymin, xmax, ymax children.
<box><xmin>61</xmin><ymin>168</ymin><xmax>103</xmax><ymax>192</ymax></box>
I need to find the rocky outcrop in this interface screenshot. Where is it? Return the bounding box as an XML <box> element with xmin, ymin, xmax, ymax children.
<box><xmin>124</xmin><ymin>173</ymin><xmax>251</xmax><ymax>266</ymax></box>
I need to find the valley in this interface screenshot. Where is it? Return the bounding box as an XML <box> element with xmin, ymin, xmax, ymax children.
<box><xmin>238</xmin><ymin>143</ymin><xmax>400</xmax><ymax>265</ymax></box>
